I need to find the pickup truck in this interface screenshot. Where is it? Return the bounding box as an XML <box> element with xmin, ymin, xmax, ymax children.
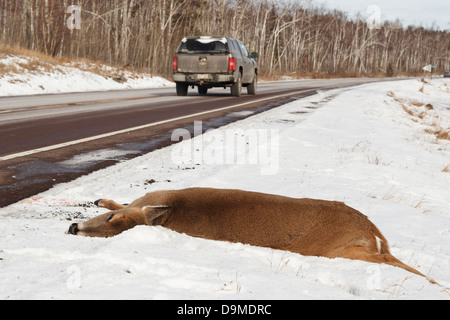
<box><xmin>172</xmin><ymin>36</ymin><xmax>258</xmax><ymax>97</ymax></box>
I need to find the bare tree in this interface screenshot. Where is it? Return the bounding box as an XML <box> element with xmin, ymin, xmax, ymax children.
<box><xmin>0</xmin><ymin>0</ymin><xmax>449</xmax><ymax>77</ymax></box>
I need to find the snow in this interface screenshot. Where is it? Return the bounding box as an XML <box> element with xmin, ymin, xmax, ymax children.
<box><xmin>1</xmin><ymin>78</ymin><xmax>450</xmax><ymax>299</ymax></box>
<box><xmin>0</xmin><ymin>55</ymin><xmax>173</xmax><ymax>96</ymax></box>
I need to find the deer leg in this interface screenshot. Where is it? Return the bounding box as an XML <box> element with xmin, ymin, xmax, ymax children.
<box><xmin>94</xmin><ymin>199</ymin><xmax>127</xmax><ymax>210</ymax></box>
<box><xmin>335</xmin><ymin>243</ymin><xmax>436</xmax><ymax>283</ymax></box>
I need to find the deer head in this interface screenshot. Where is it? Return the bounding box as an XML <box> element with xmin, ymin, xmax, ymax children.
<box><xmin>68</xmin><ymin>205</ymin><xmax>171</xmax><ymax>237</ymax></box>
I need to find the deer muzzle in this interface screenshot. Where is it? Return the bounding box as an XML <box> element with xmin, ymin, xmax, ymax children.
<box><xmin>68</xmin><ymin>223</ymin><xmax>79</xmax><ymax>235</ymax></box>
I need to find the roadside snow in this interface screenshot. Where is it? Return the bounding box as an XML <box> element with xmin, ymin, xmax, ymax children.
<box><xmin>0</xmin><ymin>55</ymin><xmax>173</xmax><ymax>96</ymax></box>
<box><xmin>0</xmin><ymin>78</ymin><xmax>449</xmax><ymax>299</ymax></box>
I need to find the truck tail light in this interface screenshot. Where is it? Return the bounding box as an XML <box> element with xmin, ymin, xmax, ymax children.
<box><xmin>228</xmin><ymin>56</ymin><xmax>236</xmax><ymax>71</ymax></box>
<box><xmin>172</xmin><ymin>57</ymin><xmax>178</xmax><ymax>71</ymax></box>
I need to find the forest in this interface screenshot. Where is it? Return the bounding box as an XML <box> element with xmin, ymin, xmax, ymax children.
<box><xmin>1</xmin><ymin>0</ymin><xmax>449</xmax><ymax>78</ymax></box>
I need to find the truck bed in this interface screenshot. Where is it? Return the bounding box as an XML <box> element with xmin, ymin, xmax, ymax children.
<box><xmin>177</xmin><ymin>54</ymin><xmax>230</xmax><ymax>74</ymax></box>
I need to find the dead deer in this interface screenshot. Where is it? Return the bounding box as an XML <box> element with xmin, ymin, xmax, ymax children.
<box><xmin>68</xmin><ymin>187</ymin><xmax>436</xmax><ymax>284</ymax></box>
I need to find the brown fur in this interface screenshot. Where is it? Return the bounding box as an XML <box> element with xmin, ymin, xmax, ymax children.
<box><xmin>69</xmin><ymin>188</ymin><xmax>435</xmax><ymax>283</ymax></box>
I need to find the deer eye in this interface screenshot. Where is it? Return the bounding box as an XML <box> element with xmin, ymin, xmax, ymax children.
<box><xmin>106</xmin><ymin>213</ymin><xmax>115</xmax><ymax>222</ymax></box>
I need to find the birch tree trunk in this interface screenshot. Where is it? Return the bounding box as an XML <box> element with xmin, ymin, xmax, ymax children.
<box><xmin>0</xmin><ymin>0</ymin><xmax>448</xmax><ymax>77</ymax></box>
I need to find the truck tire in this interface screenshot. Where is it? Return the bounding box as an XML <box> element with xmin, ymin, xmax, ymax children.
<box><xmin>198</xmin><ymin>86</ymin><xmax>208</xmax><ymax>95</ymax></box>
<box><xmin>231</xmin><ymin>73</ymin><xmax>242</xmax><ymax>97</ymax></box>
<box><xmin>176</xmin><ymin>83</ymin><xmax>188</xmax><ymax>96</ymax></box>
<box><xmin>247</xmin><ymin>74</ymin><xmax>257</xmax><ymax>95</ymax></box>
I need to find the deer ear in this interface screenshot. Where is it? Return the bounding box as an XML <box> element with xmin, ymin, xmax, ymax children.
<box><xmin>142</xmin><ymin>205</ymin><xmax>171</xmax><ymax>224</ymax></box>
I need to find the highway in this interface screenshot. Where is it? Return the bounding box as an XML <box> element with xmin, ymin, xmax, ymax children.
<box><xmin>0</xmin><ymin>78</ymin><xmax>397</xmax><ymax>207</ymax></box>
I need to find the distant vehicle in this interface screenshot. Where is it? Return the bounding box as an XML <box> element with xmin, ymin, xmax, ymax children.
<box><xmin>172</xmin><ymin>36</ymin><xmax>258</xmax><ymax>97</ymax></box>
<box><xmin>444</xmin><ymin>71</ymin><xmax>450</xmax><ymax>78</ymax></box>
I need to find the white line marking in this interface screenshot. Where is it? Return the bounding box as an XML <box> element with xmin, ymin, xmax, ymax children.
<box><xmin>0</xmin><ymin>90</ymin><xmax>314</xmax><ymax>161</ymax></box>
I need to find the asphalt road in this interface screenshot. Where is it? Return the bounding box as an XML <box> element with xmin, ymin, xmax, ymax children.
<box><xmin>0</xmin><ymin>78</ymin><xmax>397</xmax><ymax>207</ymax></box>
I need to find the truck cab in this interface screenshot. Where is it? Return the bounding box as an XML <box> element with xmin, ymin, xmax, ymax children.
<box><xmin>172</xmin><ymin>36</ymin><xmax>258</xmax><ymax>97</ymax></box>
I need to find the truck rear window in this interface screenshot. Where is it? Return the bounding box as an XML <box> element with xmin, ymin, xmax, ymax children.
<box><xmin>178</xmin><ymin>39</ymin><xmax>228</xmax><ymax>54</ymax></box>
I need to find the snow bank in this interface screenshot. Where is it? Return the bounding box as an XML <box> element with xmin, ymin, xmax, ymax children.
<box><xmin>0</xmin><ymin>78</ymin><xmax>449</xmax><ymax>299</ymax></box>
<box><xmin>0</xmin><ymin>55</ymin><xmax>173</xmax><ymax>96</ymax></box>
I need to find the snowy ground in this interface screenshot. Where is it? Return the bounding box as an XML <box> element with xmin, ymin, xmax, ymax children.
<box><xmin>0</xmin><ymin>78</ymin><xmax>449</xmax><ymax>300</ymax></box>
<box><xmin>0</xmin><ymin>54</ymin><xmax>173</xmax><ymax>96</ymax></box>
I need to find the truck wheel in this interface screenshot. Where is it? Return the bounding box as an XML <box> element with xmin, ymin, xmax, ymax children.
<box><xmin>247</xmin><ymin>74</ymin><xmax>257</xmax><ymax>95</ymax></box>
<box><xmin>198</xmin><ymin>86</ymin><xmax>208</xmax><ymax>95</ymax></box>
<box><xmin>176</xmin><ymin>83</ymin><xmax>188</xmax><ymax>96</ymax></box>
<box><xmin>231</xmin><ymin>73</ymin><xmax>242</xmax><ymax>97</ymax></box>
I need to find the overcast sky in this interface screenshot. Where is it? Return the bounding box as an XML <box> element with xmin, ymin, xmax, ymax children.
<box><xmin>316</xmin><ymin>0</ymin><xmax>450</xmax><ymax>30</ymax></box>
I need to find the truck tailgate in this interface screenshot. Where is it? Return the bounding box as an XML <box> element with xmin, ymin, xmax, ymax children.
<box><xmin>177</xmin><ymin>54</ymin><xmax>229</xmax><ymax>73</ymax></box>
